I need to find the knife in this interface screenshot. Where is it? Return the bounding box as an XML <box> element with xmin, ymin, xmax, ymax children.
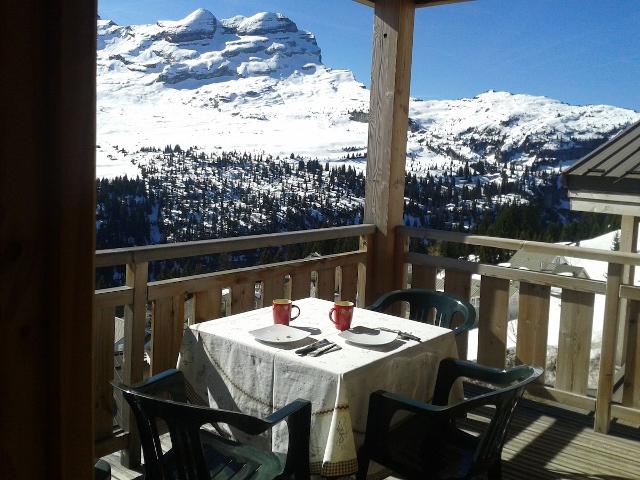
<box><xmin>377</xmin><ymin>327</ymin><xmax>422</xmax><ymax>342</ymax></box>
<box><xmin>295</xmin><ymin>339</ymin><xmax>330</xmax><ymax>356</ymax></box>
<box><xmin>309</xmin><ymin>342</ymin><xmax>340</xmax><ymax>357</ymax></box>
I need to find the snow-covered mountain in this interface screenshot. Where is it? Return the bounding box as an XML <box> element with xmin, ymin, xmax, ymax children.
<box><xmin>97</xmin><ymin>8</ymin><xmax>640</xmax><ymax>179</ymax></box>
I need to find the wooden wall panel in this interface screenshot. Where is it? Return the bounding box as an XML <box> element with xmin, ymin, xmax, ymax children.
<box><xmin>556</xmin><ymin>290</ymin><xmax>594</xmax><ymax>395</ymax></box>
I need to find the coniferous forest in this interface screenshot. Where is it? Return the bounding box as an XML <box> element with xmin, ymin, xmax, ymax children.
<box><xmin>96</xmin><ymin>147</ymin><xmax>618</xmax><ymax>287</ymax></box>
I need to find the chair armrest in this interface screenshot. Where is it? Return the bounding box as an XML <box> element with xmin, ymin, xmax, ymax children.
<box><xmin>113</xmin><ymin>368</ymin><xmax>189</xmax><ymax>402</ymax></box>
<box><xmin>268</xmin><ymin>400</ymin><xmax>312</xmax><ymax>478</ymax></box>
<box><xmin>451</xmin><ymin>309</ymin><xmax>477</xmax><ymax>336</ymax></box>
<box><xmin>368</xmin><ymin>290</ymin><xmax>398</xmax><ymax>313</ymax></box>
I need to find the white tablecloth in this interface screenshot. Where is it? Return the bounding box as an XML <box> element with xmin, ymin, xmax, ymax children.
<box><xmin>178</xmin><ymin>297</ymin><xmax>458</xmax><ymax>477</ymax></box>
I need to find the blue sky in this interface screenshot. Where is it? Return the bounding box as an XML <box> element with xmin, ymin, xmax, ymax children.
<box><xmin>99</xmin><ymin>0</ymin><xmax>640</xmax><ymax>110</ymax></box>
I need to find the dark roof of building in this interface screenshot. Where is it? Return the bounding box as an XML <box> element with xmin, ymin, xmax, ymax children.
<box><xmin>564</xmin><ymin>120</ymin><xmax>640</xmax><ymax>194</ymax></box>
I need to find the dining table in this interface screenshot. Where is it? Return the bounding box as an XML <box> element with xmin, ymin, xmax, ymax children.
<box><xmin>178</xmin><ymin>297</ymin><xmax>459</xmax><ymax>478</ymax></box>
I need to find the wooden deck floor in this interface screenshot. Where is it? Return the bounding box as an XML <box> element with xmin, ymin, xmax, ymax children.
<box><xmin>103</xmin><ymin>398</ymin><xmax>640</xmax><ymax>479</ymax></box>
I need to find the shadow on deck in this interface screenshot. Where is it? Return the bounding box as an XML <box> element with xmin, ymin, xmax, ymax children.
<box><xmin>103</xmin><ymin>395</ymin><xmax>640</xmax><ymax>479</ymax></box>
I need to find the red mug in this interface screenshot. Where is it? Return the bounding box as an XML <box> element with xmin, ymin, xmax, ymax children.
<box><xmin>272</xmin><ymin>299</ymin><xmax>300</xmax><ymax>325</ymax></box>
<box><xmin>329</xmin><ymin>301</ymin><xmax>354</xmax><ymax>331</ymax></box>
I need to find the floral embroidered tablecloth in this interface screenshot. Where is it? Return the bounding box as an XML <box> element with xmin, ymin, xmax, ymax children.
<box><xmin>178</xmin><ymin>297</ymin><xmax>459</xmax><ymax>477</ymax></box>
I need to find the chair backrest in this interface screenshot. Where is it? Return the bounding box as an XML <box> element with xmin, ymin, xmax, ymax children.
<box><xmin>114</xmin><ymin>371</ymin><xmax>276</xmax><ymax>480</ymax></box>
<box><xmin>433</xmin><ymin>358</ymin><xmax>543</xmax><ymax>476</ymax></box>
<box><xmin>370</xmin><ymin>288</ymin><xmax>476</xmax><ymax>332</ymax></box>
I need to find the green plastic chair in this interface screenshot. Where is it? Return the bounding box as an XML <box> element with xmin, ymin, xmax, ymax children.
<box><xmin>114</xmin><ymin>369</ymin><xmax>311</xmax><ymax>480</ymax></box>
<box><xmin>356</xmin><ymin>358</ymin><xmax>543</xmax><ymax>480</ymax></box>
<box><xmin>369</xmin><ymin>288</ymin><xmax>477</xmax><ymax>335</ymax></box>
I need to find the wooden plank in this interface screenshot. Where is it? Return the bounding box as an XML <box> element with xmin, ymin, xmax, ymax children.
<box><xmin>121</xmin><ymin>261</ymin><xmax>148</xmax><ymax>467</ymax></box>
<box><xmin>515</xmin><ymin>282</ymin><xmax>551</xmax><ymax>375</ymax></box>
<box><xmin>151</xmin><ymin>295</ymin><xmax>185</xmax><ymax>375</ymax></box>
<box><xmin>477</xmin><ymin>276</ymin><xmax>510</xmax><ymax>369</ymax></box>
<box><xmin>399</xmin><ymin>226</ymin><xmax>640</xmax><ymax>267</ymax></box>
<box><xmin>340</xmin><ymin>263</ymin><xmax>358</xmax><ymax>303</ymax></box>
<box><xmin>406</xmin><ymin>252</ymin><xmax>606</xmax><ymax>294</ymax></box>
<box><xmin>148</xmin><ymin>250</ymin><xmax>365</xmax><ymax>300</ymax></box>
<box><xmin>595</xmin><ymin>262</ymin><xmax>624</xmax><ymax>433</ymax></box>
<box><xmin>231</xmin><ymin>283</ymin><xmax>254</xmax><ymax>314</ymax></box>
<box><xmin>411</xmin><ymin>264</ymin><xmax>437</xmax><ymax>290</ymax></box>
<box><xmin>621</xmin><ymin>285</ymin><xmax>640</xmax><ymax>301</ymax></box>
<box><xmin>96</xmin><ymin>224</ymin><xmax>375</xmax><ymax>267</ymax></box>
<box><xmin>556</xmin><ymin>290</ymin><xmax>594</xmax><ymax>395</ymax></box>
<box><xmin>291</xmin><ymin>269</ymin><xmax>312</xmax><ymax>301</ymax></box>
<box><xmin>95</xmin><ymin>286</ymin><xmax>134</xmax><ymax>308</ymax></box>
<box><xmin>262</xmin><ymin>275</ymin><xmax>284</xmax><ymax>306</ymax></box>
<box><xmin>444</xmin><ymin>269</ymin><xmax>472</xmax><ymax>360</ymax></box>
<box><xmin>95</xmin><ymin>431</ymin><xmax>129</xmax><ymax>459</ymax></box>
<box><xmin>611</xmin><ymin>403</ymin><xmax>640</xmax><ymax>426</ymax></box>
<box><xmin>363</xmin><ymin>0</ymin><xmax>415</xmax><ymax>303</ymax></box>
<box><xmin>525</xmin><ymin>385</ymin><xmax>596</xmax><ymax>412</ymax></box>
<box><xmin>194</xmin><ymin>288</ymin><xmax>221</xmax><ymax>324</ymax></box>
<box><xmin>94</xmin><ymin>306</ymin><xmax>116</xmax><ymax>442</ymax></box>
<box><xmin>317</xmin><ymin>267</ymin><xmax>336</xmax><ymax>302</ymax></box>
<box><xmin>617</xmin><ymin>216</ymin><xmax>638</xmax><ymax>365</ymax></box>
<box><xmin>623</xmin><ymin>299</ymin><xmax>640</xmax><ymax>408</ymax></box>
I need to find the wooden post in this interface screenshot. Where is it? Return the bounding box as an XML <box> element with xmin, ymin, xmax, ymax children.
<box><xmin>94</xmin><ymin>306</ymin><xmax>116</xmax><ymax>441</ymax></box>
<box><xmin>616</xmin><ymin>216</ymin><xmax>638</xmax><ymax>365</ymax></box>
<box><xmin>151</xmin><ymin>295</ymin><xmax>185</xmax><ymax>375</ymax></box>
<box><xmin>363</xmin><ymin>0</ymin><xmax>415</xmax><ymax>303</ymax></box>
<box><xmin>340</xmin><ymin>264</ymin><xmax>359</xmax><ymax>303</ymax></box>
<box><xmin>477</xmin><ymin>276</ymin><xmax>510</xmax><ymax>368</ymax></box>
<box><xmin>2</xmin><ymin>1</ymin><xmax>97</xmax><ymax>477</ymax></box>
<box><xmin>121</xmin><ymin>261</ymin><xmax>148</xmax><ymax>467</ymax></box>
<box><xmin>595</xmin><ymin>262</ymin><xmax>623</xmax><ymax>433</ymax></box>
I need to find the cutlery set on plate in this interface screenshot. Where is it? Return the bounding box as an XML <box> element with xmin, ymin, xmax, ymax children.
<box><xmin>295</xmin><ymin>339</ymin><xmax>342</xmax><ymax>357</ymax></box>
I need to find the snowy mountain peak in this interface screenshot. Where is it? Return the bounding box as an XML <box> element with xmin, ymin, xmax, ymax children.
<box><xmin>97</xmin><ymin>8</ymin><xmax>321</xmax><ymax>86</ymax></box>
<box><xmin>156</xmin><ymin>8</ymin><xmax>217</xmax><ymax>42</ymax></box>
<box><xmin>234</xmin><ymin>12</ymin><xmax>299</xmax><ymax>35</ymax></box>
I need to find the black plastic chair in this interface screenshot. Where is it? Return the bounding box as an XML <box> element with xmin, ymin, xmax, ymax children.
<box><xmin>357</xmin><ymin>358</ymin><xmax>543</xmax><ymax>480</ymax></box>
<box><xmin>114</xmin><ymin>369</ymin><xmax>311</xmax><ymax>480</ymax></box>
<box><xmin>369</xmin><ymin>288</ymin><xmax>477</xmax><ymax>334</ymax></box>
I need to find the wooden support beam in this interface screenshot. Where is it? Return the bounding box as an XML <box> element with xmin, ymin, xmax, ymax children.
<box><xmin>364</xmin><ymin>0</ymin><xmax>415</xmax><ymax>303</ymax></box>
<box><xmin>556</xmin><ymin>290</ymin><xmax>594</xmax><ymax>395</ymax></box>
<box><xmin>477</xmin><ymin>276</ymin><xmax>510</xmax><ymax>368</ymax></box>
<box><xmin>515</xmin><ymin>282</ymin><xmax>551</xmax><ymax>376</ymax></box>
<box><xmin>595</xmin><ymin>262</ymin><xmax>623</xmax><ymax>433</ymax></box>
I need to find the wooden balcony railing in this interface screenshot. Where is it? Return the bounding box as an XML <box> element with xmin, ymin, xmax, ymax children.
<box><xmin>93</xmin><ymin>224</ymin><xmax>375</xmax><ymax>462</ymax></box>
<box><xmin>397</xmin><ymin>226</ymin><xmax>640</xmax><ymax>434</ymax></box>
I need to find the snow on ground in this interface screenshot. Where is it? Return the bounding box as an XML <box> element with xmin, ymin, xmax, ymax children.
<box><xmin>467</xmin><ymin>229</ymin><xmax>640</xmax><ymax>363</ymax></box>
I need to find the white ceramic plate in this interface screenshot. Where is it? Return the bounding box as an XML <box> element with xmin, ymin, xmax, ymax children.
<box><xmin>250</xmin><ymin>324</ymin><xmax>311</xmax><ymax>344</ymax></box>
<box><xmin>339</xmin><ymin>326</ymin><xmax>398</xmax><ymax>346</ymax></box>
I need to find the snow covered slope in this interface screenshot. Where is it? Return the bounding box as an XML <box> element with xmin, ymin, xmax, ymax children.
<box><xmin>97</xmin><ymin>8</ymin><xmax>640</xmax><ymax>178</ymax></box>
